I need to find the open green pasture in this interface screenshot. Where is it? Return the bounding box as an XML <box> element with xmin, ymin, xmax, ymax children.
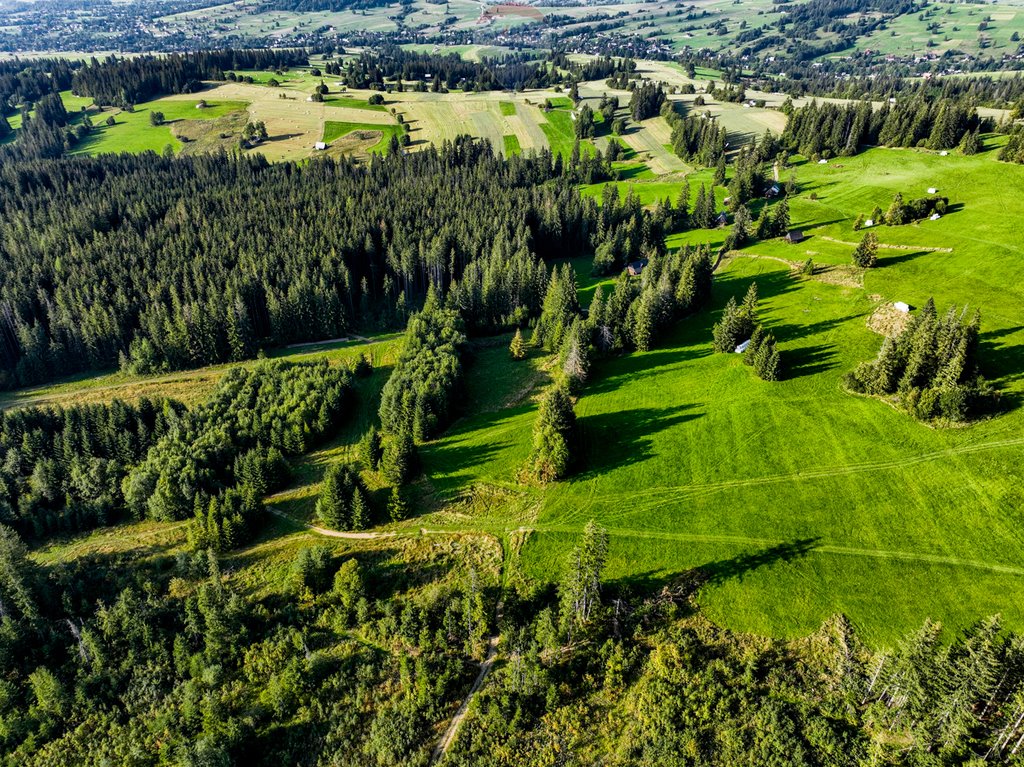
<box><xmin>416</xmin><ymin>140</ymin><xmax>1024</xmax><ymax>645</ymax></box>
<box><xmin>322</xmin><ymin>120</ymin><xmax>404</xmax><ymax>153</ymax></box>
<box><xmin>68</xmin><ymin>97</ymin><xmax>248</xmax><ymax>156</ymax></box>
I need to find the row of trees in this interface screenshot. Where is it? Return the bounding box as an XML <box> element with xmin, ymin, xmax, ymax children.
<box><xmin>70</xmin><ymin>49</ymin><xmax>308</xmax><ymax>107</ymax></box>
<box><xmin>844</xmin><ymin>299</ymin><xmax>997</xmax><ymax>422</ymax></box>
<box><xmin>782</xmin><ymin>97</ymin><xmax>986</xmax><ymax>158</ymax></box>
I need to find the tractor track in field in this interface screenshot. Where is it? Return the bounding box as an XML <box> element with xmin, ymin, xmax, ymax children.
<box><xmin>556</xmin><ymin>434</ymin><xmax>1024</xmax><ymax>527</ymax></box>
<box><xmin>520</xmin><ymin>525</ymin><xmax>1024</xmax><ymax>578</ymax></box>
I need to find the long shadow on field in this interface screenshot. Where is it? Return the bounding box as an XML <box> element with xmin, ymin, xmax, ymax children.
<box><xmin>980</xmin><ymin>325</ymin><xmax>1024</xmax><ymax>383</ymax></box>
<box><xmin>577</xmin><ymin>404</ymin><xmax>703</xmax><ymax>476</ymax></box>
<box><xmin>587</xmin><ymin>347</ymin><xmax>711</xmax><ymax>395</ymax></box>
<box><xmin>701</xmin><ymin>537</ymin><xmax>820</xmax><ymax>587</ymax></box>
<box><xmin>878</xmin><ymin>249</ymin><xmax>931</xmax><ymax>268</ymax></box>
<box><xmin>783</xmin><ymin>343</ymin><xmax>837</xmax><ymax>379</ymax></box>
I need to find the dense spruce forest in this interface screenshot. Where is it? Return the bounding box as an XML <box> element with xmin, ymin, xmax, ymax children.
<box><xmin>0</xmin><ymin>141</ymin><xmax>622</xmax><ymax>389</ymax></box>
<box><xmin>781</xmin><ymin>97</ymin><xmax>986</xmax><ymax>158</ymax></box>
<box><xmin>71</xmin><ymin>50</ymin><xmax>308</xmax><ymax>107</ymax></box>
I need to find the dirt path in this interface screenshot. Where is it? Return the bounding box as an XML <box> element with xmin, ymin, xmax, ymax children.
<box><xmin>430</xmin><ymin>619</ymin><xmax>501</xmax><ymax>764</ymax></box>
<box><xmin>266</xmin><ymin>507</ymin><xmax>395</xmax><ymax>539</ymax></box>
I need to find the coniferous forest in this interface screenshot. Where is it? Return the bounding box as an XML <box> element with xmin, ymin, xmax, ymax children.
<box><xmin>0</xmin><ymin>141</ymin><xmax>611</xmax><ymax>389</ymax></box>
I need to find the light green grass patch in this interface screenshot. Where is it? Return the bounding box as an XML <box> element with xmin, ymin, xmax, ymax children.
<box><xmin>499</xmin><ymin>100</ymin><xmax>517</xmax><ymax>116</ymax></box>
<box><xmin>322</xmin><ymin>120</ymin><xmax>404</xmax><ymax>153</ymax></box>
<box><xmin>69</xmin><ymin>98</ymin><xmax>247</xmax><ymax>156</ymax></box>
<box><xmin>503</xmin><ymin>134</ymin><xmax>521</xmax><ymax>156</ymax></box>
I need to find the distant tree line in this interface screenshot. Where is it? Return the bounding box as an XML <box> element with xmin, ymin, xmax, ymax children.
<box><xmin>71</xmin><ymin>49</ymin><xmax>308</xmax><ymax>107</ymax></box>
<box><xmin>781</xmin><ymin>97</ymin><xmax>986</xmax><ymax>158</ymax></box>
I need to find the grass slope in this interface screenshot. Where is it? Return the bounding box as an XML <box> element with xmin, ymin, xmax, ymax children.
<box><xmin>417</xmin><ymin>141</ymin><xmax>1024</xmax><ymax>645</ymax></box>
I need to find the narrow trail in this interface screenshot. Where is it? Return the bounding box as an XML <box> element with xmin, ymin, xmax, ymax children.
<box><xmin>268</xmin><ymin>505</ymin><xmax>506</xmax><ymax>762</ymax></box>
<box><xmin>431</xmin><ymin>607</ymin><xmax>502</xmax><ymax>763</ymax></box>
<box><xmin>430</xmin><ymin>535</ymin><xmax>505</xmax><ymax>764</ymax></box>
<box><xmin>266</xmin><ymin>507</ymin><xmax>396</xmax><ymax>539</ymax></box>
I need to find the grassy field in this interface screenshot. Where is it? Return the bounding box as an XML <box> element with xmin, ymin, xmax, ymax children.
<box><xmin>322</xmin><ymin>120</ymin><xmax>404</xmax><ymax>153</ymax></box>
<box><xmin>409</xmin><ymin>139</ymin><xmax>1024</xmax><ymax>645</ymax></box>
<box><xmin>64</xmin><ymin>96</ymin><xmax>248</xmax><ymax>156</ymax></box>
<box><xmin>503</xmin><ymin>133</ymin><xmax>522</xmax><ymax>156</ymax></box>
<box><xmin>14</xmin><ymin>76</ymin><xmax>1024</xmax><ymax>646</ymax></box>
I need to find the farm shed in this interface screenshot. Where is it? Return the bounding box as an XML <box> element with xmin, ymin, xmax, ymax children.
<box><xmin>785</xmin><ymin>230</ymin><xmax>805</xmax><ymax>244</ymax></box>
<box><xmin>627</xmin><ymin>259</ymin><xmax>649</xmax><ymax>277</ymax></box>
<box><xmin>735</xmin><ymin>339</ymin><xmax>751</xmax><ymax>354</ymax></box>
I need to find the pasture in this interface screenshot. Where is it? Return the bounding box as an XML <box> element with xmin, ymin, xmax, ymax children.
<box><xmin>412</xmin><ymin>140</ymin><xmax>1024</xmax><ymax>645</ymax></box>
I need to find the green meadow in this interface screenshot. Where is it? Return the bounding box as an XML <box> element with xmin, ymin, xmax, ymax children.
<box><xmin>322</xmin><ymin>120</ymin><xmax>404</xmax><ymax>153</ymax></box>
<box><xmin>69</xmin><ymin>97</ymin><xmax>248</xmax><ymax>156</ymax></box>
<box><xmin>415</xmin><ymin>139</ymin><xmax>1024</xmax><ymax>645</ymax></box>
<box><xmin>9</xmin><ymin>111</ymin><xmax>1024</xmax><ymax>646</ymax></box>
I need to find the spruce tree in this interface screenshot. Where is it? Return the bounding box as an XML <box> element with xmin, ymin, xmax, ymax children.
<box><xmin>358</xmin><ymin>426</ymin><xmax>383</xmax><ymax>471</ymax></box>
<box><xmin>387</xmin><ymin>487</ymin><xmax>408</xmax><ymax>522</ymax></box>
<box><xmin>316</xmin><ymin>464</ymin><xmax>351</xmax><ymax>529</ymax></box>
<box><xmin>509</xmin><ymin>328</ymin><xmax>527</xmax><ymax>360</ymax></box>
<box><xmin>382</xmin><ymin>428</ymin><xmax>416</xmax><ymax>486</ymax></box>
<box><xmin>852</xmin><ymin>231</ymin><xmax>879</xmax><ymax>268</ymax></box>
<box><xmin>526</xmin><ymin>384</ymin><xmax>576</xmax><ymax>483</ymax></box>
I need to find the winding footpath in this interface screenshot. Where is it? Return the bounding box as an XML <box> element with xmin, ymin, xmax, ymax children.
<box><xmin>268</xmin><ymin>506</ymin><xmax>504</xmax><ymax>763</ymax></box>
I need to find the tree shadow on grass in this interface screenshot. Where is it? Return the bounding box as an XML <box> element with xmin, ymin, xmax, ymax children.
<box><xmin>701</xmin><ymin>536</ymin><xmax>821</xmax><ymax>586</ymax></box>
<box><xmin>577</xmin><ymin>404</ymin><xmax>704</xmax><ymax>477</ymax></box>
<box><xmin>980</xmin><ymin>325</ymin><xmax>1024</xmax><ymax>384</ymax></box>
<box><xmin>782</xmin><ymin>342</ymin><xmax>838</xmax><ymax>379</ymax></box>
<box><xmin>587</xmin><ymin>346</ymin><xmax>711</xmax><ymax>395</ymax></box>
<box><xmin>878</xmin><ymin>249</ymin><xmax>932</xmax><ymax>267</ymax></box>
<box><xmin>603</xmin><ymin>537</ymin><xmax>821</xmax><ymax>602</ymax></box>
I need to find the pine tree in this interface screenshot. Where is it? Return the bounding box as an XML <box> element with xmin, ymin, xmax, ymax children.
<box><xmin>509</xmin><ymin>328</ymin><xmax>527</xmax><ymax>360</ymax></box>
<box><xmin>526</xmin><ymin>384</ymin><xmax>576</xmax><ymax>483</ymax></box>
<box><xmin>358</xmin><ymin>426</ymin><xmax>383</xmax><ymax>471</ymax></box>
<box><xmin>852</xmin><ymin>231</ymin><xmax>879</xmax><ymax>268</ymax></box>
<box><xmin>350</xmin><ymin>487</ymin><xmax>369</xmax><ymax>530</ymax></box>
<box><xmin>316</xmin><ymin>463</ymin><xmax>352</xmax><ymax>529</ymax></box>
<box><xmin>753</xmin><ymin>333</ymin><xmax>782</xmax><ymax>381</ymax></box>
<box><xmin>387</xmin><ymin>487</ymin><xmax>408</xmax><ymax>522</ymax></box>
<box><xmin>382</xmin><ymin>428</ymin><xmax>416</xmax><ymax>486</ymax></box>
<box><xmin>558</xmin><ymin>520</ymin><xmax>608</xmax><ymax>643</ymax></box>
<box><xmin>743</xmin><ymin>324</ymin><xmax>765</xmax><ymax>366</ymax></box>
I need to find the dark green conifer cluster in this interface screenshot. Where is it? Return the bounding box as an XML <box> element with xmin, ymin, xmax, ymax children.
<box><xmin>712</xmin><ymin>283</ymin><xmax>782</xmax><ymax>381</ymax></box>
<box><xmin>783</xmin><ymin>98</ymin><xmax>983</xmax><ymax>158</ymax></box>
<box><xmin>125</xmin><ymin>360</ymin><xmax>349</xmax><ymax>547</ymax></box>
<box><xmin>845</xmin><ymin>300</ymin><xmax>996</xmax><ymax>422</ymax></box>
<box><xmin>0</xmin><ymin>398</ymin><xmax>184</xmax><ymax>539</ymax></box>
